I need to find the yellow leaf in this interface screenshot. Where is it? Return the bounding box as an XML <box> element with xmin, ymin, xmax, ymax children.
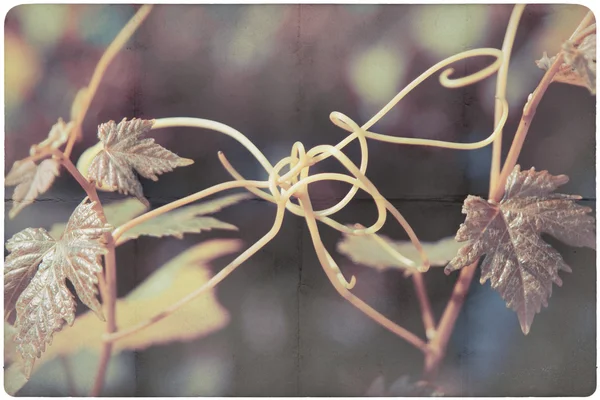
<box><xmin>5</xmin><ymin>360</ymin><xmax>29</xmax><ymax>396</ymax></box>
<box><xmin>4</xmin><ymin>323</ymin><xmax>28</xmax><ymax>395</ymax></box>
<box><xmin>28</xmin><ymin>239</ymin><xmax>239</xmax><ymax>375</ymax></box>
<box><xmin>338</xmin><ymin>233</ymin><xmax>462</xmax><ymax>273</ymax></box>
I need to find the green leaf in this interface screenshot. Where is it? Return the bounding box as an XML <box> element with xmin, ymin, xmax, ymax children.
<box><xmin>118</xmin><ymin>193</ymin><xmax>251</xmax><ymax>244</ymax></box>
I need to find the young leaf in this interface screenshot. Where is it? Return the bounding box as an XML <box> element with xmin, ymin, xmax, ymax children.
<box><xmin>86</xmin><ymin>118</ymin><xmax>194</xmax><ymax>206</ymax></box>
<box><xmin>25</xmin><ymin>239</ymin><xmax>239</xmax><ymax>376</ymax></box>
<box><xmin>338</xmin><ymin>233</ymin><xmax>461</xmax><ymax>273</ymax></box>
<box><xmin>536</xmin><ymin>52</ymin><xmax>590</xmax><ymax>89</ymax></box>
<box><xmin>28</xmin><ymin>118</ymin><xmax>73</xmax><ymax>156</ymax></box>
<box><xmin>563</xmin><ymin>34</ymin><xmax>596</xmax><ymax>95</ymax></box>
<box><xmin>49</xmin><ymin>198</ymin><xmax>148</xmax><ymax>239</ymax></box>
<box><xmin>6</xmin><ymin>199</ymin><xmax>112</xmax><ymax>375</ymax></box>
<box><xmin>445</xmin><ymin>165</ymin><xmax>596</xmax><ymax>334</ymax></box>
<box><xmin>536</xmin><ymin>34</ymin><xmax>596</xmax><ymax>95</ymax></box>
<box><xmin>6</xmin><ymin>159</ymin><xmax>61</xmax><ymax>219</ymax></box>
<box><xmin>118</xmin><ymin>193</ymin><xmax>251</xmax><ymax>244</ymax></box>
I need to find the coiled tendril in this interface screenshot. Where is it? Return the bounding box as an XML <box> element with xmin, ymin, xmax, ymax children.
<box><xmin>108</xmin><ymin>47</ymin><xmax>508</xmax><ymax>349</ymax></box>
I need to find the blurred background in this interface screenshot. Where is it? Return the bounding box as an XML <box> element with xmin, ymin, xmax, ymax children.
<box><xmin>4</xmin><ymin>4</ymin><xmax>596</xmax><ymax>396</ymax></box>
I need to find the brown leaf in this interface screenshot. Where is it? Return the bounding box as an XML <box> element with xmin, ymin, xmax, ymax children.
<box><xmin>6</xmin><ymin>199</ymin><xmax>112</xmax><ymax>375</ymax></box>
<box><xmin>6</xmin><ymin>158</ymin><xmax>61</xmax><ymax>219</ymax></box>
<box><xmin>15</xmin><ymin>262</ymin><xmax>76</xmax><ymax>377</ymax></box>
<box><xmin>49</xmin><ymin>198</ymin><xmax>148</xmax><ymax>239</ymax></box>
<box><xmin>86</xmin><ymin>118</ymin><xmax>194</xmax><ymax>206</ymax></box>
<box><xmin>445</xmin><ymin>165</ymin><xmax>596</xmax><ymax>334</ymax></box>
<box><xmin>4</xmin><ymin>228</ymin><xmax>55</xmax><ymax>320</ymax></box>
<box><xmin>119</xmin><ymin>193</ymin><xmax>250</xmax><ymax>244</ymax></box>
<box><xmin>29</xmin><ymin>239</ymin><xmax>238</xmax><ymax>376</ymax></box>
<box><xmin>338</xmin><ymin>233</ymin><xmax>461</xmax><ymax>273</ymax></box>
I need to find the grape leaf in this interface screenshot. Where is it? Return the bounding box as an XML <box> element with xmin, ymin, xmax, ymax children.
<box><xmin>445</xmin><ymin>165</ymin><xmax>596</xmax><ymax>334</ymax></box>
<box><xmin>5</xmin><ymin>199</ymin><xmax>112</xmax><ymax>376</ymax></box>
<box><xmin>6</xmin><ymin>159</ymin><xmax>61</xmax><ymax>219</ymax></box>
<box><xmin>49</xmin><ymin>198</ymin><xmax>148</xmax><ymax>239</ymax></box>
<box><xmin>536</xmin><ymin>34</ymin><xmax>596</xmax><ymax>95</ymax></box>
<box><xmin>5</xmin><ymin>118</ymin><xmax>80</xmax><ymax>219</ymax></box>
<box><xmin>118</xmin><ymin>193</ymin><xmax>251</xmax><ymax>244</ymax></box>
<box><xmin>86</xmin><ymin>118</ymin><xmax>194</xmax><ymax>206</ymax></box>
<box><xmin>338</xmin><ymin>233</ymin><xmax>461</xmax><ymax>273</ymax></box>
<box><xmin>4</xmin><ymin>228</ymin><xmax>55</xmax><ymax>320</ymax></box>
<box><xmin>15</xmin><ymin>239</ymin><xmax>238</xmax><ymax>379</ymax></box>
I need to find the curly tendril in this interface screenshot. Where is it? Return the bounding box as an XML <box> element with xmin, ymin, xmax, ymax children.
<box><xmin>107</xmin><ymin>47</ymin><xmax>509</xmax><ymax>349</ymax></box>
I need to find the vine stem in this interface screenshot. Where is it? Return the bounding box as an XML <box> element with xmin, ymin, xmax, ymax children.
<box><xmin>492</xmin><ymin>10</ymin><xmax>594</xmax><ymax>201</ymax></box>
<box><xmin>64</xmin><ymin>4</ymin><xmax>153</xmax><ymax>158</ymax></box>
<box><xmin>422</xmin><ymin>8</ymin><xmax>595</xmax><ymax>381</ymax></box>
<box><xmin>47</xmin><ymin>16</ymin><xmax>155</xmax><ymax>390</ymax></box>
<box><xmin>53</xmin><ymin>150</ymin><xmax>100</xmax><ymax>205</ymax></box>
<box><xmin>50</xmin><ymin>148</ymin><xmax>115</xmax><ymax>396</ymax></box>
<box><xmin>411</xmin><ymin>273</ymin><xmax>436</xmax><ymax>339</ymax></box>
<box><xmin>51</xmin><ymin>150</ymin><xmax>109</xmax><ymax>304</ymax></box>
<box><xmin>490</xmin><ymin>4</ymin><xmax>525</xmax><ymax>190</ymax></box>
<box><xmin>90</xmin><ymin>240</ymin><xmax>117</xmax><ymax>396</ymax></box>
<box><xmin>49</xmin><ymin>149</ymin><xmax>115</xmax><ymax>395</ymax></box>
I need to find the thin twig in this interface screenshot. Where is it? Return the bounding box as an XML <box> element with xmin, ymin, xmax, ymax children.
<box><xmin>422</xmin><ymin>262</ymin><xmax>477</xmax><ymax>380</ymax></box>
<box><xmin>490</xmin><ymin>4</ymin><xmax>525</xmax><ymax>190</ymax></box>
<box><xmin>411</xmin><ymin>273</ymin><xmax>436</xmax><ymax>339</ymax></box>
